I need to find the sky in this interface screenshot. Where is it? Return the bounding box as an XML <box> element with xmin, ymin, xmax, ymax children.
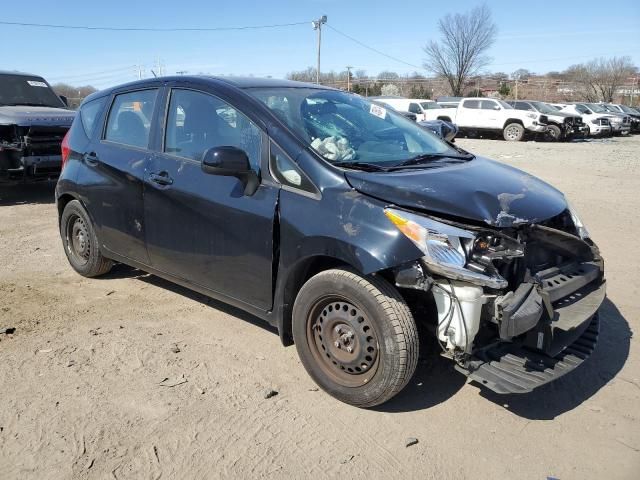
<box><xmin>1</xmin><ymin>0</ymin><xmax>639</xmax><ymax>89</ymax></box>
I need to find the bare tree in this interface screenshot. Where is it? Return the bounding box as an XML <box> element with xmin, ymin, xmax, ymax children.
<box><xmin>423</xmin><ymin>4</ymin><xmax>497</xmax><ymax>96</ymax></box>
<box><xmin>565</xmin><ymin>56</ymin><xmax>637</xmax><ymax>102</ymax></box>
<box><xmin>377</xmin><ymin>71</ymin><xmax>400</xmax><ymax>81</ymax></box>
<box><xmin>52</xmin><ymin>83</ymin><xmax>98</xmax><ymax>109</ymax></box>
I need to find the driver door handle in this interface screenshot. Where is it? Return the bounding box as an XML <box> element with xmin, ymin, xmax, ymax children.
<box><xmin>149</xmin><ymin>171</ymin><xmax>173</xmax><ymax>186</ymax></box>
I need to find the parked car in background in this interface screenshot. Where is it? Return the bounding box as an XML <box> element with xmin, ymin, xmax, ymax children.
<box><xmin>601</xmin><ymin>104</ymin><xmax>640</xmax><ymax>133</ymax></box>
<box><xmin>56</xmin><ymin>76</ymin><xmax>604</xmax><ymax>407</ymax></box>
<box><xmin>562</xmin><ymin>103</ymin><xmax>630</xmax><ymax>136</ymax></box>
<box><xmin>0</xmin><ymin>70</ymin><xmax>75</xmax><ymax>183</ymax></box>
<box><xmin>507</xmin><ymin>100</ymin><xmax>587</xmax><ymax>141</ymax></box>
<box><xmin>373</xmin><ymin>97</ymin><xmax>438</xmax><ymax>121</ymax></box>
<box><xmin>370</xmin><ymin>100</ymin><xmax>459</xmax><ymax>141</ymax></box>
<box><xmin>425</xmin><ymin>97</ymin><xmax>548</xmax><ymax>141</ymax></box>
<box><xmin>556</xmin><ymin>103</ymin><xmax>613</xmax><ymax>137</ymax></box>
<box><xmin>371</xmin><ymin>99</ymin><xmax>416</xmax><ymax>122</ymax></box>
<box><xmin>435</xmin><ymin>96</ymin><xmax>462</xmax><ymax>108</ymax></box>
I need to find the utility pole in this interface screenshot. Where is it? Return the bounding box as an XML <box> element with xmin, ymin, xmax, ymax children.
<box><xmin>312</xmin><ymin>15</ymin><xmax>327</xmax><ymax>84</ymax></box>
<box><xmin>345</xmin><ymin>65</ymin><xmax>353</xmax><ymax>92</ymax></box>
<box><xmin>514</xmin><ymin>78</ymin><xmax>518</xmax><ymax>100</ymax></box>
<box><xmin>630</xmin><ymin>76</ymin><xmax>638</xmax><ymax>106</ymax></box>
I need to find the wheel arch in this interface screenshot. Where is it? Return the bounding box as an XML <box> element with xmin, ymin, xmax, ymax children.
<box><xmin>277</xmin><ymin>255</ymin><xmax>356</xmax><ymax>346</ymax></box>
<box><xmin>503</xmin><ymin>118</ymin><xmax>524</xmax><ymax>128</ymax></box>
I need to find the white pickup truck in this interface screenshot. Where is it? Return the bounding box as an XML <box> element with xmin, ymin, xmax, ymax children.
<box><xmin>420</xmin><ymin>98</ymin><xmax>549</xmax><ymax>141</ymax></box>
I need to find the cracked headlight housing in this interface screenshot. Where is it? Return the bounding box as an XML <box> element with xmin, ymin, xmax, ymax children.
<box><xmin>568</xmin><ymin>203</ymin><xmax>590</xmax><ymax>240</ymax></box>
<box><xmin>384</xmin><ymin>208</ymin><xmax>508</xmax><ymax>289</ymax></box>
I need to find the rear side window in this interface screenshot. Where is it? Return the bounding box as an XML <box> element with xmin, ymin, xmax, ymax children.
<box><xmin>79</xmin><ymin>97</ymin><xmax>106</xmax><ymax>137</ymax></box>
<box><xmin>462</xmin><ymin>100</ymin><xmax>479</xmax><ymax>109</ymax></box>
<box><xmin>480</xmin><ymin>100</ymin><xmax>498</xmax><ymax>110</ymax></box>
<box><xmin>105</xmin><ymin>89</ymin><xmax>158</xmax><ymax>148</ymax></box>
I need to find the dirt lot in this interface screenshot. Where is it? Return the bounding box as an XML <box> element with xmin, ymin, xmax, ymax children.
<box><xmin>1</xmin><ymin>135</ymin><xmax>639</xmax><ymax>480</ymax></box>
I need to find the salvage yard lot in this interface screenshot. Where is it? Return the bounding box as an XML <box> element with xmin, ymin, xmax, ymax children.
<box><xmin>1</xmin><ymin>135</ymin><xmax>639</xmax><ymax>479</ymax></box>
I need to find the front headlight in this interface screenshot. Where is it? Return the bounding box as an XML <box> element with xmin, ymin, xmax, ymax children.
<box><xmin>567</xmin><ymin>203</ymin><xmax>590</xmax><ymax>240</ymax></box>
<box><xmin>526</xmin><ymin>112</ymin><xmax>537</xmax><ymax>119</ymax></box>
<box><xmin>384</xmin><ymin>208</ymin><xmax>508</xmax><ymax>289</ymax></box>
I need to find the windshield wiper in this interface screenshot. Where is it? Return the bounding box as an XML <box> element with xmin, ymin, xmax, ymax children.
<box><xmin>333</xmin><ymin>161</ymin><xmax>389</xmax><ymax>172</ymax></box>
<box><xmin>392</xmin><ymin>152</ymin><xmax>474</xmax><ymax>169</ymax></box>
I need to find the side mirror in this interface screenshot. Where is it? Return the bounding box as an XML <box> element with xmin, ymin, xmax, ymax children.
<box><xmin>59</xmin><ymin>95</ymin><xmax>69</xmax><ymax>107</ymax></box>
<box><xmin>201</xmin><ymin>146</ymin><xmax>259</xmax><ymax>196</ymax></box>
<box><xmin>493</xmin><ymin>105</ymin><xmax>501</xmax><ymax>111</ymax></box>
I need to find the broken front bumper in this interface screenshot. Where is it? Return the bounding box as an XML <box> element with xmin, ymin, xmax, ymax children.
<box><xmin>457</xmin><ymin>262</ymin><xmax>606</xmax><ymax>394</ymax></box>
<box><xmin>525</xmin><ymin>123</ymin><xmax>548</xmax><ymax>133</ymax></box>
<box><xmin>459</xmin><ymin>313</ymin><xmax>600</xmax><ymax>394</ymax></box>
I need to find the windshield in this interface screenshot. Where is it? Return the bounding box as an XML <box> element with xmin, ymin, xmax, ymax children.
<box><xmin>620</xmin><ymin>105</ymin><xmax>637</xmax><ymax>114</ymax></box>
<box><xmin>0</xmin><ymin>74</ymin><xmax>66</xmax><ymax>108</ymax></box>
<box><xmin>247</xmin><ymin>87</ymin><xmax>460</xmax><ymax>166</ymax></box>
<box><xmin>498</xmin><ymin>100</ymin><xmax>513</xmax><ymax>109</ymax></box>
<box><xmin>586</xmin><ymin>103</ymin><xmax>609</xmax><ymax>113</ymax></box>
<box><xmin>530</xmin><ymin>101</ymin><xmax>558</xmax><ymax>114</ymax></box>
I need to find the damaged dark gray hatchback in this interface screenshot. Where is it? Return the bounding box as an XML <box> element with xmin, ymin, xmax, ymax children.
<box><xmin>56</xmin><ymin>77</ymin><xmax>605</xmax><ymax>407</ymax></box>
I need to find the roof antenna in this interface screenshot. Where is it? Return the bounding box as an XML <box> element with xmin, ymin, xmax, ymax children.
<box><xmin>150</xmin><ymin>70</ymin><xmax>157</xmax><ymax>78</ymax></box>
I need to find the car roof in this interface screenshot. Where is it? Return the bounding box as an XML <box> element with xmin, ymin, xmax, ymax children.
<box><xmin>85</xmin><ymin>75</ymin><xmax>336</xmax><ymax>101</ymax></box>
<box><xmin>0</xmin><ymin>69</ymin><xmax>44</xmax><ymax>77</ymax></box>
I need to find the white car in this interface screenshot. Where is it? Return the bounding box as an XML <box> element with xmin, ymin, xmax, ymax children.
<box><xmin>554</xmin><ymin>104</ymin><xmax>612</xmax><ymax>136</ymax></box>
<box><xmin>427</xmin><ymin>97</ymin><xmax>548</xmax><ymax>141</ymax></box>
<box><xmin>374</xmin><ymin>98</ymin><xmax>439</xmax><ymax>121</ymax></box>
<box><xmin>560</xmin><ymin>103</ymin><xmax>630</xmax><ymax>136</ymax></box>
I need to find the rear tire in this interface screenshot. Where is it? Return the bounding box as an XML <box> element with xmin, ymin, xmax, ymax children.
<box><xmin>292</xmin><ymin>269</ymin><xmax>419</xmax><ymax>408</ymax></box>
<box><xmin>503</xmin><ymin>122</ymin><xmax>525</xmax><ymax>141</ymax></box>
<box><xmin>60</xmin><ymin>200</ymin><xmax>113</xmax><ymax>277</ymax></box>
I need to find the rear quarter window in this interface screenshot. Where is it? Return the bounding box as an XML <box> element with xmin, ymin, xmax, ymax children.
<box><xmin>79</xmin><ymin>97</ymin><xmax>107</xmax><ymax>138</ymax></box>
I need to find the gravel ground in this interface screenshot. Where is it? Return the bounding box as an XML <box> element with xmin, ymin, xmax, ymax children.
<box><xmin>1</xmin><ymin>135</ymin><xmax>639</xmax><ymax>479</ymax></box>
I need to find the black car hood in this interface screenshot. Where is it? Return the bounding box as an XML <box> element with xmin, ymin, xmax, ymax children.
<box><xmin>345</xmin><ymin>156</ymin><xmax>568</xmax><ymax>227</ymax></box>
<box><xmin>0</xmin><ymin>105</ymin><xmax>75</xmax><ymax>127</ymax></box>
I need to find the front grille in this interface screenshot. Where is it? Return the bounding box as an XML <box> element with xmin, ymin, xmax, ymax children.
<box><xmin>20</xmin><ymin>125</ymin><xmax>69</xmax><ymax>156</ymax></box>
<box><xmin>539</xmin><ymin>115</ymin><xmax>548</xmax><ymax>124</ymax></box>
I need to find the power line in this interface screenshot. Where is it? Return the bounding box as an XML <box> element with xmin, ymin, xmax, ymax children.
<box><xmin>0</xmin><ymin>20</ymin><xmax>311</xmax><ymax>32</ymax></box>
<box><xmin>325</xmin><ymin>24</ymin><xmax>422</xmax><ymax>70</ymax></box>
<box><xmin>47</xmin><ymin>66</ymin><xmax>135</xmax><ymax>82</ymax></box>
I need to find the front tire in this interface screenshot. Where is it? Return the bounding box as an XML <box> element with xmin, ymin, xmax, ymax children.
<box><xmin>60</xmin><ymin>200</ymin><xmax>113</xmax><ymax>277</ymax></box>
<box><xmin>546</xmin><ymin>124</ymin><xmax>562</xmax><ymax>141</ymax></box>
<box><xmin>292</xmin><ymin>269</ymin><xmax>419</xmax><ymax>408</ymax></box>
<box><xmin>503</xmin><ymin>122</ymin><xmax>525</xmax><ymax>141</ymax></box>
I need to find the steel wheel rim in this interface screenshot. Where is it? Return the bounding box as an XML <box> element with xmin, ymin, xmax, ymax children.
<box><xmin>506</xmin><ymin>125</ymin><xmax>521</xmax><ymax>139</ymax></box>
<box><xmin>306</xmin><ymin>296</ymin><xmax>380</xmax><ymax>388</ymax></box>
<box><xmin>66</xmin><ymin>214</ymin><xmax>91</xmax><ymax>266</ymax></box>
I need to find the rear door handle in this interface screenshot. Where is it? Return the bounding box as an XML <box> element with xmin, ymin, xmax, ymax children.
<box><xmin>84</xmin><ymin>152</ymin><xmax>99</xmax><ymax>166</ymax></box>
<box><xmin>149</xmin><ymin>171</ymin><xmax>173</xmax><ymax>186</ymax></box>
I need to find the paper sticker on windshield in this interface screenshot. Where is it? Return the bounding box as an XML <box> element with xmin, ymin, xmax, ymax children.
<box><xmin>27</xmin><ymin>80</ymin><xmax>48</xmax><ymax>87</ymax></box>
<box><xmin>369</xmin><ymin>104</ymin><xmax>387</xmax><ymax>119</ymax></box>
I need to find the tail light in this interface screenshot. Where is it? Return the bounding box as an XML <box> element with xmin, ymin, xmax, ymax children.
<box><xmin>61</xmin><ymin>130</ymin><xmax>71</xmax><ymax>170</ymax></box>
